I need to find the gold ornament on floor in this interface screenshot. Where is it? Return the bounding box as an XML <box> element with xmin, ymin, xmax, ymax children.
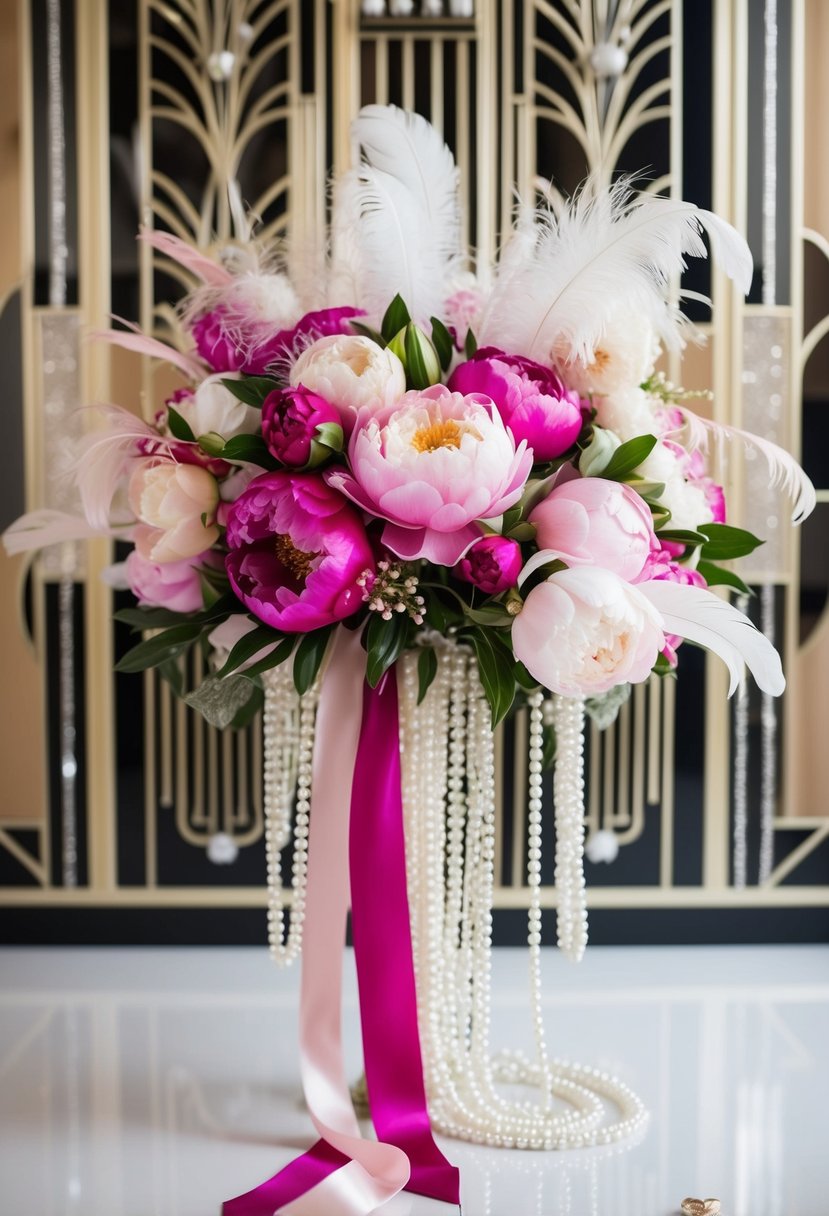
<box><xmin>681</xmin><ymin>1199</ymin><xmax>721</xmax><ymax>1215</ymax></box>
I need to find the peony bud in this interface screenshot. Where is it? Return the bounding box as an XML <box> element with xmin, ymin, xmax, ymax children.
<box><xmin>388</xmin><ymin>323</ymin><xmax>443</xmax><ymax>391</ymax></box>
<box><xmin>455</xmin><ymin>535</ymin><xmax>523</xmax><ymax>595</ymax></box>
<box><xmin>578</xmin><ymin>427</ymin><xmax>622</xmax><ymax>477</ymax></box>
<box><xmin>261</xmin><ymin>386</ymin><xmax>343</xmax><ymax>469</ymax></box>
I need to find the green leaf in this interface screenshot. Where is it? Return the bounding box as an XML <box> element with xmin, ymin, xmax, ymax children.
<box><xmin>115</xmin><ymin>594</ymin><xmax>237</xmax><ymax>633</ymax></box>
<box><xmin>218</xmin><ymin>624</ymin><xmax>285</xmax><ymax>677</ymax></box>
<box><xmin>381</xmin><ymin>294</ymin><xmax>411</xmax><ymax>342</ymax></box>
<box><xmin>424</xmin><ymin>593</ymin><xmax>449</xmax><ymax>633</ymax></box>
<box><xmin>696</xmin><ymin>560</ymin><xmax>753</xmax><ymax>596</ymax></box>
<box><xmin>465</xmin><ymin>627</ymin><xmax>516</xmax><ymax>728</ymax></box>
<box><xmin>518</xmin><ymin>474</ymin><xmax>556</xmax><ymax>516</ymax></box>
<box><xmin>157</xmin><ymin>657</ymin><xmax>185</xmax><ymax>698</ymax></box>
<box><xmin>115</xmin><ymin>622</ymin><xmax>203</xmax><ymax>674</ymax></box>
<box><xmin>365</xmin><ymin>612</ymin><xmax>411</xmax><ymax>688</ymax></box>
<box><xmin>655</xmin><ymin>528</ymin><xmax>707</xmax><ymax>548</ymax></box>
<box><xmin>349</xmin><ymin>320</ymin><xmax>386</xmax><ymax>346</ymax></box>
<box><xmin>601</xmin><ymin>434</ymin><xmax>658</xmax><ymax>481</ymax></box>
<box><xmin>504</xmin><ymin>521</ymin><xmax>536</xmax><ymax>542</ymax></box>
<box><xmin>167</xmin><ymin>405</ymin><xmax>196</xmax><ymax>443</ymax></box>
<box><xmin>464</xmin><ymin>327</ymin><xmax>478</xmax><ymax>358</ymax></box>
<box><xmin>219</xmin><ymin>433</ymin><xmax>279</xmax><ymax>468</ymax></box>
<box><xmin>430</xmin><ymin>316</ymin><xmax>454</xmax><ymax>371</ymax></box>
<box><xmin>417</xmin><ymin>647</ymin><xmax>438</xmax><ymax>705</ymax></box>
<box><xmin>463</xmin><ymin>602</ymin><xmax>514</xmax><ymax>627</ymax></box>
<box><xmin>698</xmin><ymin>522</ymin><xmax>764</xmax><ymax>561</ymax></box>
<box><xmin>220</xmin><ymin>376</ymin><xmax>279</xmax><ymax>407</ymax></box>
<box><xmin>293</xmin><ymin>626</ymin><xmax>334</xmax><ymax>694</ymax></box>
<box><xmin>240</xmin><ymin>635</ymin><xmax>296</xmax><ymax>680</ymax></box>
<box><xmin>514</xmin><ymin>661</ymin><xmax>539</xmax><ymax>692</ymax></box>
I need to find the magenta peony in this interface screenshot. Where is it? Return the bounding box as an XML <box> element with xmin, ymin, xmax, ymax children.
<box><xmin>530</xmin><ymin>477</ymin><xmax>658</xmax><ymax>583</ymax></box>
<box><xmin>455</xmin><ymin>535</ymin><xmax>523</xmax><ymax>595</ymax></box>
<box><xmin>512</xmin><ymin>566</ymin><xmax>665</xmax><ymax>696</ymax></box>
<box><xmin>326</xmin><ymin>384</ymin><xmax>533</xmax><ymax>566</ymax></box>
<box><xmin>448</xmin><ymin>346</ymin><xmax>583</xmax><ymax>461</ymax></box>
<box><xmin>193</xmin><ymin>305</ymin><xmax>364</xmax><ymax>375</ymax></box>
<box><xmin>261</xmin><ymin>386</ymin><xmax>343</xmax><ymax>468</ymax></box>
<box><xmin>224</xmin><ymin>471</ymin><xmax>374</xmax><ymax>632</ymax></box>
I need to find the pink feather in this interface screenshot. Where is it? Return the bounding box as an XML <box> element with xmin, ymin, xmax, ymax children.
<box><xmin>138</xmin><ymin>229</ymin><xmax>233</xmax><ymax>287</ymax></box>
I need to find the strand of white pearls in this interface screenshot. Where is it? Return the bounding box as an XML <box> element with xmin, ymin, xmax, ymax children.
<box><xmin>262</xmin><ymin>666</ymin><xmax>318</xmax><ymax>965</ymax></box>
<box><xmin>398</xmin><ymin>644</ymin><xmax>647</xmax><ymax>1150</ymax></box>
<box><xmin>551</xmin><ymin>694</ymin><xmax>589</xmax><ymax>963</ymax></box>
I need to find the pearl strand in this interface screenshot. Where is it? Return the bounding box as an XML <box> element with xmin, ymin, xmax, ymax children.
<box><xmin>263</xmin><ymin>666</ymin><xmax>318</xmax><ymax>965</ymax></box>
<box><xmin>551</xmin><ymin>695</ymin><xmax>589</xmax><ymax>963</ymax></box>
<box><xmin>399</xmin><ymin>645</ymin><xmax>647</xmax><ymax>1150</ymax></box>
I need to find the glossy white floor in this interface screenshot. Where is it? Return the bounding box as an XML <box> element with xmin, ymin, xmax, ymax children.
<box><xmin>0</xmin><ymin>944</ymin><xmax>827</xmax><ymax>1216</ymax></box>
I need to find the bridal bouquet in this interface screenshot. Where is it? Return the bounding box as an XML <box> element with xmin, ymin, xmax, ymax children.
<box><xmin>7</xmin><ymin>107</ymin><xmax>811</xmax><ymax>720</ymax></box>
<box><xmin>6</xmin><ymin>105</ymin><xmax>814</xmax><ymax>1211</ymax></box>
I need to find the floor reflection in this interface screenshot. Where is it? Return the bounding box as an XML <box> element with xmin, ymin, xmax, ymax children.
<box><xmin>0</xmin><ymin>946</ymin><xmax>827</xmax><ymax>1216</ymax></box>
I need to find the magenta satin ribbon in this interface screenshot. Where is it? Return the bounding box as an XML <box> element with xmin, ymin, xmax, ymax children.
<box><xmin>223</xmin><ymin>632</ymin><xmax>459</xmax><ymax>1216</ymax></box>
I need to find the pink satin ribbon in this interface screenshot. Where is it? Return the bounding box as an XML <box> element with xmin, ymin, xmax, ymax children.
<box><xmin>223</xmin><ymin>629</ymin><xmax>459</xmax><ymax>1216</ymax></box>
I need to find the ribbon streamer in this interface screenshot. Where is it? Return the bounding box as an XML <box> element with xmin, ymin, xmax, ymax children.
<box><xmin>224</xmin><ymin>630</ymin><xmax>459</xmax><ymax>1215</ymax></box>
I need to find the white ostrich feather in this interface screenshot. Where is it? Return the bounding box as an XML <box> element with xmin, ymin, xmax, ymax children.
<box><xmin>678</xmin><ymin>407</ymin><xmax>815</xmax><ymax>525</ymax></box>
<box><xmin>329</xmin><ymin>105</ymin><xmax>462</xmax><ymax>321</ymax></box>
<box><xmin>480</xmin><ymin>178</ymin><xmax>753</xmax><ymax>364</ymax></box>
<box><xmin>640</xmin><ymin>580</ymin><xmax>785</xmax><ymax>697</ymax></box>
<box><xmin>2</xmin><ymin>510</ymin><xmax>105</xmax><ymax>555</ymax></box>
<box><xmin>73</xmin><ymin>405</ymin><xmax>174</xmax><ymax>532</ymax></box>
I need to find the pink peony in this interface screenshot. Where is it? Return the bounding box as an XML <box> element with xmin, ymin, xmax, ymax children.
<box><xmin>125</xmin><ymin>537</ymin><xmax>221</xmax><ymax>612</ymax></box>
<box><xmin>530</xmin><ymin>477</ymin><xmax>658</xmax><ymax>583</ymax></box>
<box><xmin>261</xmin><ymin>386</ymin><xmax>343</xmax><ymax>468</ymax></box>
<box><xmin>224</xmin><ymin>471</ymin><xmax>374</xmax><ymax>632</ymax></box>
<box><xmin>128</xmin><ymin>460</ymin><xmax>220</xmax><ymax>562</ymax></box>
<box><xmin>512</xmin><ymin>566</ymin><xmax>665</xmax><ymax>696</ymax></box>
<box><xmin>326</xmin><ymin>385</ymin><xmax>533</xmax><ymax>566</ymax></box>
<box><xmin>455</xmin><ymin>535</ymin><xmax>523</xmax><ymax>595</ymax></box>
<box><xmin>448</xmin><ymin>347</ymin><xmax>583</xmax><ymax>461</ymax></box>
<box><xmin>193</xmin><ymin>305</ymin><xmax>364</xmax><ymax>375</ymax></box>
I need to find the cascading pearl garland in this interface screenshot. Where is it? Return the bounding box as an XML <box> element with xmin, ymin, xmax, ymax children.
<box><xmin>261</xmin><ymin>641</ymin><xmax>647</xmax><ymax>1149</ymax></box>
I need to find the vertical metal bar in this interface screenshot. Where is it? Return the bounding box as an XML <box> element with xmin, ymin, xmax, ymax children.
<box><xmin>402</xmin><ymin>35</ymin><xmax>414</xmax><ymax>111</ymax></box>
<box><xmin>77</xmin><ymin>0</ymin><xmax>116</xmax><ymax>892</ymax></box>
<box><xmin>647</xmin><ymin>675</ymin><xmax>662</xmax><ymax>805</ymax></box>
<box><xmin>660</xmin><ymin>676</ymin><xmax>676</xmax><ymax>887</ymax></box>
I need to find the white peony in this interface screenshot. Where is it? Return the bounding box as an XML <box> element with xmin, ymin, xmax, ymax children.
<box><xmin>555</xmin><ymin>309</ymin><xmax>660</xmax><ymax>398</ymax></box>
<box><xmin>290</xmin><ymin>334</ymin><xmax>406</xmax><ymax>428</ymax></box>
<box><xmin>178</xmin><ymin>374</ymin><xmax>262</xmax><ymax>440</ymax></box>
<box><xmin>512</xmin><ymin>566</ymin><xmax>664</xmax><ymax>696</ymax></box>
<box><xmin>593</xmin><ymin>385</ymin><xmax>657</xmax><ymax>441</ymax></box>
<box><xmin>637</xmin><ymin>440</ymin><xmax>714</xmax><ymax>532</ymax></box>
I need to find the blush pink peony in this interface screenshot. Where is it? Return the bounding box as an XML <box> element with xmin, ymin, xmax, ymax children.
<box><xmin>128</xmin><ymin>460</ymin><xmax>220</xmax><ymax>562</ymax></box>
<box><xmin>223</xmin><ymin>471</ymin><xmax>374</xmax><ymax>632</ymax></box>
<box><xmin>326</xmin><ymin>384</ymin><xmax>533</xmax><ymax>566</ymax></box>
<box><xmin>512</xmin><ymin>565</ymin><xmax>665</xmax><ymax>696</ymax></box>
<box><xmin>530</xmin><ymin>477</ymin><xmax>658</xmax><ymax>583</ymax></box>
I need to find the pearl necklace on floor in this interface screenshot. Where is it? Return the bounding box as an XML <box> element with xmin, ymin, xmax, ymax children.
<box><xmin>262</xmin><ymin>641</ymin><xmax>648</xmax><ymax>1149</ymax></box>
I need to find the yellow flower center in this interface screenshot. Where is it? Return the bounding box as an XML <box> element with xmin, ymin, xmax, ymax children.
<box><xmin>274</xmin><ymin>534</ymin><xmax>317</xmax><ymax>583</ymax></box>
<box><xmin>587</xmin><ymin>348</ymin><xmax>611</xmax><ymax>374</ymax></box>
<box><xmin>411</xmin><ymin>418</ymin><xmax>470</xmax><ymax>453</ymax></box>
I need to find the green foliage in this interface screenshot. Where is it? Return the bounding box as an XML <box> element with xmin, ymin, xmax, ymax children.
<box><xmin>464</xmin><ymin>627</ymin><xmax>516</xmax><ymax>728</ymax></box>
<box><xmin>429</xmin><ymin>316</ymin><xmax>454</xmax><ymax>371</ymax></box>
<box><xmin>293</xmin><ymin>626</ymin><xmax>334</xmax><ymax>694</ymax></box>
<box><xmin>381</xmin><ymin>295</ymin><xmax>412</xmax><ymax>343</ymax></box>
<box><xmin>417</xmin><ymin>646</ymin><xmax>438</xmax><ymax>704</ymax></box>
<box><xmin>221</xmin><ymin>376</ymin><xmax>280</xmax><ymax>407</ymax></box>
<box><xmin>166</xmin><ymin>405</ymin><xmax>196</xmax><ymax>442</ymax></box>
<box><xmin>600</xmin><ymin>434</ymin><xmax>658</xmax><ymax>481</ymax></box>
<box><xmin>698</xmin><ymin>523</ymin><xmax>763</xmax><ymax>561</ymax></box>
<box><xmin>364</xmin><ymin>611</ymin><xmax>412</xmax><ymax>688</ymax></box>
